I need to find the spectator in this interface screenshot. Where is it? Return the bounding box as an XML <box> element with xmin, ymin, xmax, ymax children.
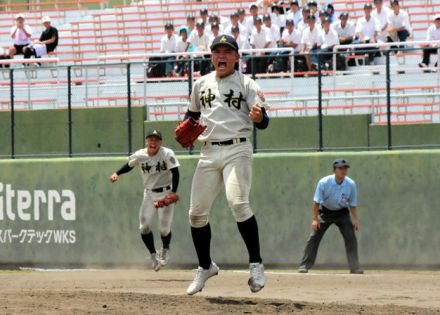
<box><xmin>23</xmin><ymin>16</ymin><xmax>58</xmax><ymax>60</ymax></box>
<box><xmin>238</xmin><ymin>9</ymin><xmax>247</xmax><ymax>26</ymax></box>
<box><xmin>250</xmin><ymin>17</ymin><xmax>272</xmax><ymax>73</ymax></box>
<box><xmin>186</xmin><ymin>16</ymin><xmax>196</xmax><ymax>33</ymax></box>
<box><xmin>307</xmin><ymin>1</ymin><xmax>320</xmax><ymax>21</ymax></box>
<box><xmin>387</xmin><ymin>0</ymin><xmax>411</xmax><ymax>51</ymax></box>
<box><xmin>187</xmin><ymin>22</ymin><xmax>210</xmax><ymax>75</ymax></box>
<box><xmin>372</xmin><ymin>0</ymin><xmax>391</xmax><ymax>42</ymax></box>
<box><xmin>208</xmin><ymin>22</ymin><xmax>220</xmax><ymax>46</ymax></box>
<box><xmin>199</xmin><ymin>8</ymin><xmax>209</xmax><ymax>26</ymax></box>
<box><xmin>318</xmin><ymin>18</ymin><xmax>340</xmax><ymax>69</ymax></box>
<box><xmin>159</xmin><ymin>23</ymin><xmax>178</xmax><ymax>77</ymax></box>
<box><xmin>263</xmin><ymin>14</ymin><xmax>281</xmax><ymax>49</ymax></box>
<box><xmin>205</xmin><ymin>15</ymin><xmax>223</xmax><ymax>38</ymax></box>
<box><xmin>325</xmin><ymin>4</ymin><xmax>335</xmax><ymax>23</ymax></box>
<box><xmin>297</xmin><ymin>7</ymin><xmax>311</xmax><ymax>32</ymax></box>
<box><xmin>231</xmin><ymin>25</ymin><xmax>250</xmax><ymax>50</ymax></box>
<box><xmin>224</xmin><ymin>12</ymin><xmax>247</xmax><ymax>37</ymax></box>
<box><xmin>274</xmin><ymin>19</ymin><xmax>302</xmax><ymax>72</ymax></box>
<box><xmin>300</xmin><ymin>15</ymin><xmax>322</xmax><ymax>71</ymax></box>
<box><xmin>9</xmin><ymin>14</ymin><xmax>32</xmax><ymax>59</ymax></box>
<box><xmin>419</xmin><ymin>14</ymin><xmax>440</xmax><ymax>70</ymax></box>
<box><xmin>318</xmin><ymin>10</ymin><xmax>328</xmax><ymax>28</ymax></box>
<box><xmin>332</xmin><ymin>12</ymin><xmax>355</xmax><ymax>45</ymax></box>
<box><xmin>245</xmin><ymin>3</ymin><xmax>260</xmax><ymax>37</ymax></box>
<box><xmin>175</xmin><ymin>25</ymin><xmax>192</xmax><ymax>76</ymax></box>
<box><xmin>270</xmin><ymin>4</ymin><xmax>286</xmax><ymax>32</ymax></box>
<box><xmin>286</xmin><ymin>1</ymin><xmax>302</xmax><ymax>27</ymax></box>
<box><xmin>355</xmin><ymin>4</ymin><xmax>380</xmax><ymax>64</ymax></box>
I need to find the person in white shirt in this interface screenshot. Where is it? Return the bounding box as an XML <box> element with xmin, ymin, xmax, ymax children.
<box><xmin>175</xmin><ymin>25</ymin><xmax>192</xmax><ymax>76</ymax></box>
<box><xmin>386</xmin><ymin>0</ymin><xmax>411</xmax><ymax>51</ymax></box>
<box><xmin>250</xmin><ymin>17</ymin><xmax>272</xmax><ymax>73</ymax></box>
<box><xmin>372</xmin><ymin>0</ymin><xmax>391</xmax><ymax>42</ymax></box>
<box><xmin>297</xmin><ymin>6</ymin><xmax>311</xmax><ymax>33</ymax></box>
<box><xmin>286</xmin><ymin>1</ymin><xmax>302</xmax><ymax>28</ymax></box>
<box><xmin>208</xmin><ymin>22</ymin><xmax>221</xmax><ymax>47</ymax></box>
<box><xmin>8</xmin><ymin>14</ymin><xmax>32</xmax><ymax>59</ymax></box>
<box><xmin>224</xmin><ymin>12</ymin><xmax>247</xmax><ymax>38</ymax></box>
<box><xmin>186</xmin><ymin>16</ymin><xmax>196</xmax><ymax>34</ymax></box>
<box><xmin>187</xmin><ymin>22</ymin><xmax>211</xmax><ymax>75</ymax></box>
<box><xmin>355</xmin><ymin>3</ymin><xmax>381</xmax><ymax>64</ymax></box>
<box><xmin>301</xmin><ymin>15</ymin><xmax>322</xmax><ymax>71</ymax></box>
<box><xmin>307</xmin><ymin>1</ymin><xmax>320</xmax><ymax>22</ymax></box>
<box><xmin>245</xmin><ymin>3</ymin><xmax>260</xmax><ymax>37</ymax></box>
<box><xmin>419</xmin><ymin>15</ymin><xmax>440</xmax><ymax>69</ymax></box>
<box><xmin>332</xmin><ymin>12</ymin><xmax>355</xmax><ymax>45</ymax></box>
<box><xmin>274</xmin><ymin>19</ymin><xmax>301</xmax><ymax>72</ymax></box>
<box><xmin>318</xmin><ymin>18</ymin><xmax>340</xmax><ymax>68</ymax></box>
<box><xmin>159</xmin><ymin>23</ymin><xmax>178</xmax><ymax>77</ymax></box>
<box><xmin>263</xmin><ymin>14</ymin><xmax>281</xmax><ymax>49</ymax></box>
<box><xmin>270</xmin><ymin>4</ymin><xmax>286</xmax><ymax>32</ymax></box>
<box><xmin>231</xmin><ymin>25</ymin><xmax>251</xmax><ymax>73</ymax></box>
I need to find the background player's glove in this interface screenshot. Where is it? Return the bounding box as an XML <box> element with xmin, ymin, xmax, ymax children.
<box><xmin>175</xmin><ymin>117</ymin><xmax>207</xmax><ymax>148</ymax></box>
<box><xmin>154</xmin><ymin>193</ymin><xmax>179</xmax><ymax>208</ymax></box>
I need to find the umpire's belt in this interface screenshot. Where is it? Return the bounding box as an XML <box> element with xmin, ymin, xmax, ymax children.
<box><xmin>208</xmin><ymin>138</ymin><xmax>246</xmax><ymax>146</ymax></box>
<box><xmin>152</xmin><ymin>185</ymin><xmax>171</xmax><ymax>193</ymax></box>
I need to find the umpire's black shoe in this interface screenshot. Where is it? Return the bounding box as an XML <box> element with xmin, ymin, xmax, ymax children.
<box><xmin>350</xmin><ymin>269</ymin><xmax>364</xmax><ymax>274</ymax></box>
<box><xmin>298</xmin><ymin>266</ymin><xmax>308</xmax><ymax>273</ymax></box>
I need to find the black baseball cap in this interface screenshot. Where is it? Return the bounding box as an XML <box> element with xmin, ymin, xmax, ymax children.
<box><xmin>230</xmin><ymin>11</ymin><xmax>239</xmax><ymax>18</ymax></box>
<box><xmin>364</xmin><ymin>3</ymin><xmax>373</xmax><ymax>9</ymax></box>
<box><xmin>333</xmin><ymin>159</ymin><xmax>350</xmax><ymax>168</ymax></box>
<box><xmin>339</xmin><ymin>12</ymin><xmax>349</xmax><ymax>19</ymax></box>
<box><xmin>238</xmin><ymin>9</ymin><xmax>246</xmax><ymax>15</ymax></box>
<box><xmin>210</xmin><ymin>34</ymin><xmax>239</xmax><ymax>51</ymax></box>
<box><xmin>390</xmin><ymin>0</ymin><xmax>400</xmax><ymax>5</ymax></box>
<box><xmin>285</xmin><ymin>19</ymin><xmax>294</xmax><ymax>25</ymax></box>
<box><xmin>196</xmin><ymin>21</ymin><xmax>205</xmax><ymax>28</ymax></box>
<box><xmin>164</xmin><ymin>22</ymin><xmax>173</xmax><ymax>29</ymax></box>
<box><xmin>200</xmin><ymin>8</ymin><xmax>208</xmax><ymax>15</ymax></box>
<box><xmin>211</xmin><ymin>22</ymin><xmax>220</xmax><ymax>29</ymax></box>
<box><xmin>146</xmin><ymin>129</ymin><xmax>162</xmax><ymax>140</ymax></box>
<box><xmin>307</xmin><ymin>1</ymin><xmax>318</xmax><ymax>7</ymax></box>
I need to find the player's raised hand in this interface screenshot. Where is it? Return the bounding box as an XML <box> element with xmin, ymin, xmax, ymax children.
<box><xmin>109</xmin><ymin>173</ymin><xmax>119</xmax><ymax>183</ymax></box>
<box><xmin>249</xmin><ymin>105</ymin><xmax>263</xmax><ymax>123</ymax></box>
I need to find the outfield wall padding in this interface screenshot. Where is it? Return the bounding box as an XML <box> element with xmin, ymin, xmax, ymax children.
<box><xmin>0</xmin><ymin>150</ymin><xmax>439</xmax><ymax>267</ymax></box>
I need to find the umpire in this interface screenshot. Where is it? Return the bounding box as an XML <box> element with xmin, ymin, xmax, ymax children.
<box><xmin>298</xmin><ymin>159</ymin><xmax>363</xmax><ymax>274</ymax></box>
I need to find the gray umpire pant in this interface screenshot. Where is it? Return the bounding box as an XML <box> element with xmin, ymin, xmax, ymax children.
<box><xmin>299</xmin><ymin>207</ymin><xmax>360</xmax><ymax>271</ymax></box>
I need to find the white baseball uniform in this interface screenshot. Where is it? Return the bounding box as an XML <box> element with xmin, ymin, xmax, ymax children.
<box><xmin>188</xmin><ymin>70</ymin><xmax>268</xmax><ymax>227</ymax></box>
<box><xmin>128</xmin><ymin>146</ymin><xmax>180</xmax><ymax>235</ymax></box>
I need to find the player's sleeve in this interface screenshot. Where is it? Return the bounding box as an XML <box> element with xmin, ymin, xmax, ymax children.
<box><xmin>349</xmin><ymin>181</ymin><xmax>358</xmax><ymax>207</ymax></box>
<box><xmin>188</xmin><ymin>79</ymin><xmax>201</xmax><ymax>112</ymax></box>
<box><xmin>127</xmin><ymin>151</ymin><xmax>140</xmax><ymax>167</ymax></box>
<box><xmin>165</xmin><ymin>149</ymin><xmax>180</xmax><ymax>169</ymax></box>
<box><xmin>313</xmin><ymin>180</ymin><xmax>324</xmax><ymax>204</ymax></box>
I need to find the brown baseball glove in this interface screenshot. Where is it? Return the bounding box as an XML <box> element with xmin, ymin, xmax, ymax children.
<box><xmin>175</xmin><ymin>117</ymin><xmax>207</xmax><ymax>148</ymax></box>
<box><xmin>154</xmin><ymin>193</ymin><xmax>179</xmax><ymax>208</ymax></box>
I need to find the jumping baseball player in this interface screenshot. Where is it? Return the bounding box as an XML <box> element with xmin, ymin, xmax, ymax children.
<box><xmin>178</xmin><ymin>35</ymin><xmax>270</xmax><ymax>295</ymax></box>
<box><xmin>110</xmin><ymin>129</ymin><xmax>180</xmax><ymax>271</ymax></box>
<box><xmin>298</xmin><ymin>159</ymin><xmax>363</xmax><ymax>274</ymax></box>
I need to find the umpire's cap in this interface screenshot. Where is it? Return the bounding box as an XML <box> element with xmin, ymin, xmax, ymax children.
<box><xmin>332</xmin><ymin>159</ymin><xmax>350</xmax><ymax>168</ymax></box>
<box><xmin>146</xmin><ymin>129</ymin><xmax>162</xmax><ymax>140</ymax></box>
<box><xmin>210</xmin><ymin>34</ymin><xmax>239</xmax><ymax>52</ymax></box>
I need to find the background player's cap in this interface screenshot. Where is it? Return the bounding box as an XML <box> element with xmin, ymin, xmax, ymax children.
<box><xmin>146</xmin><ymin>129</ymin><xmax>162</xmax><ymax>140</ymax></box>
<box><xmin>210</xmin><ymin>34</ymin><xmax>239</xmax><ymax>52</ymax></box>
<box><xmin>332</xmin><ymin>159</ymin><xmax>350</xmax><ymax>168</ymax></box>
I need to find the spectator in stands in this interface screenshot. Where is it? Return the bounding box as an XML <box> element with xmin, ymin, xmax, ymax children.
<box><xmin>332</xmin><ymin>12</ymin><xmax>355</xmax><ymax>45</ymax></box>
<box><xmin>372</xmin><ymin>0</ymin><xmax>391</xmax><ymax>42</ymax></box>
<box><xmin>274</xmin><ymin>19</ymin><xmax>301</xmax><ymax>72</ymax></box>
<box><xmin>208</xmin><ymin>22</ymin><xmax>220</xmax><ymax>46</ymax></box>
<box><xmin>286</xmin><ymin>1</ymin><xmax>302</xmax><ymax>27</ymax></box>
<box><xmin>250</xmin><ymin>17</ymin><xmax>272</xmax><ymax>73</ymax></box>
<box><xmin>23</xmin><ymin>16</ymin><xmax>58</xmax><ymax>60</ymax></box>
<box><xmin>206</xmin><ymin>15</ymin><xmax>223</xmax><ymax>38</ymax></box>
<box><xmin>231</xmin><ymin>25</ymin><xmax>250</xmax><ymax>50</ymax></box>
<box><xmin>419</xmin><ymin>14</ymin><xmax>440</xmax><ymax>70</ymax></box>
<box><xmin>245</xmin><ymin>3</ymin><xmax>260</xmax><ymax>37</ymax></box>
<box><xmin>238</xmin><ymin>9</ymin><xmax>247</xmax><ymax>26</ymax></box>
<box><xmin>175</xmin><ymin>25</ymin><xmax>192</xmax><ymax>76</ymax></box>
<box><xmin>270</xmin><ymin>4</ymin><xmax>286</xmax><ymax>33</ymax></box>
<box><xmin>355</xmin><ymin>3</ymin><xmax>380</xmax><ymax>63</ymax></box>
<box><xmin>301</xmin><ymin>15</ymin><xmax>322</xmax><ymax>72</ymax></box>
<box><xmin>297</xmin><ymin>6</ymin><xmax>311</xmax><ymax>32</ymax></box>
<box><xmin>224</xmin><ymin>12</ymin><xmax>247</xmax><ymax>37</ymax></box>
<box><xmin>187</xmin><ymin>22</ymin><xmax>210</xmax><ymax>75</ymax></box>
<box><xmin>318</xmin><ymin>10</ymin><xmax>328</xmax><ymax>28</ymax></box>
<box><xmin>186</xmin><ymin>16</ymin><xmax>196</xmax><ymax>33</ymax></box>
<box><xmin>199</xmin><ymin>8</ymin><xmax>209</xmax><ymax>26</ymax></box>
<box><xmin>318</xmin><ymin>18</ymin><xmax>339</xmax><ymax>69</ymax></box>
<box><xmin>8</xmin><ymin>14</ymin><xmax>32</xmax><ymax>59</ymax></box>
<box><xmin>159</xmin><ymin>23</ymin><xmax>178</xmax><ymax>77</ymax></box>
<box><xmin>307</xmin><ymin>1</ymin><xmax>319</xmax><ymax>21</ymax></box>
<box><xmin>325</xmin><ymin>4</ymin><xmax>335</xmax><ymax>23</ymax></box>
<box><xmin>386</xmin><ymin>0</ymin><xmax>411</xmax><ymax>52</ymax></box>
<box><xmin>263</xmin><ymin>14</ymin><xmax>281</xmax><ymax>72</ymax></box>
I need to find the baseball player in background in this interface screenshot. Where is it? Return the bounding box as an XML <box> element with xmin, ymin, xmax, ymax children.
<box><xmin>298</xmin><ymin>159</ymin><xmax>363</xmax><ymax>274</ymax></box>
<box><xmin>110</xmin><ymin>129</ymin><xmax>180</xmax><ymax>271</ymax></box>
<box><xmin>184</xmin><ymin>35</ymin><xmax>270</xmax><ymax>295</ymax></box>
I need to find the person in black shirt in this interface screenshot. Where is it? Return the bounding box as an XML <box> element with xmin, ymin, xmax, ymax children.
<box><xmin>24</xmin><ymin>16</ymin><xmax>58</xmax><ymax>59</ymax></box>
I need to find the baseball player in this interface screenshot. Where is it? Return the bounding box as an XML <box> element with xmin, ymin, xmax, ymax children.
<box><xmin>298</xmin><ymin>159</ymin><xmax>363</xmax><ymax>274</ymax></box>
<box><xmin>110</xmin><ymin>129</ymin><xmax>180</xmax><ymax>271</ymax></box>
<box><xmin>184</xmin><ymin>35</ymin><xmax>270</xmax><ymax>295</ymax></box>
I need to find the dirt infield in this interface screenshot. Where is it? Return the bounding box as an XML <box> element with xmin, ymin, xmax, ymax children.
<box><xmin>0</xmin><ymin>269</ymin><xmax>439</xmax><ymax>314</ymax></box>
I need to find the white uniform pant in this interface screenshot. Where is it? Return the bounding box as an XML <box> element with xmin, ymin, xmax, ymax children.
<box><xmin>139</xmin><ymin>189</ymin><xmax>174</xmax><ymax>236</ymax></box>
<box><xmin>189</xmin><ymin>141</ymin><xmax>254</xmax><ymax>228</ymax></box>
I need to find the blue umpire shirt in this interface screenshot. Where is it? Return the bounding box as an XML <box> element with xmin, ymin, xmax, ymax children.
<box><xmin>313</xmin><ymin>174</ymin><xmax>357</xmax><ymax>211</ymax></box>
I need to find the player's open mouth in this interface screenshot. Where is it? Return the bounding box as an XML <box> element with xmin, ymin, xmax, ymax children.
<box><xmin>218</xmin><ymin>61</ymin><xmax>227</xmax><ymax>69</ymax></box>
